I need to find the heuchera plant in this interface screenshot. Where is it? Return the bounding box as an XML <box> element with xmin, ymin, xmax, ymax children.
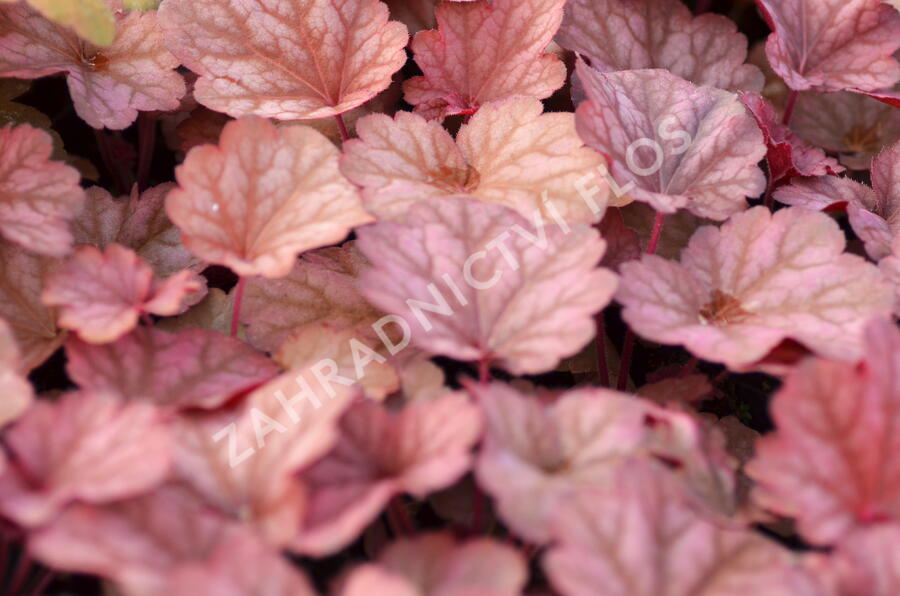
<box><xmin>0</xmin><ymin>0</ymin><xmax>899</xmax><ymax>594</ymax></box>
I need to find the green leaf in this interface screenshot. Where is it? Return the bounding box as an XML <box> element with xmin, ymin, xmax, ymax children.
<box><xmin>26</xmin><ymin>0</ymin><xmax>117</xmax><ymax>46</ymax></box>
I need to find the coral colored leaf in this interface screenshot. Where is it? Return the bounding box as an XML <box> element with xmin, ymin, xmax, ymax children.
<box><xmin>0</xmin><ymin>124</ymin><xmax>84</xmax><ymax>257</ymax></box>
<box><xmin>0</xmin><ymin>391</ymin><xmax>171</xmax><ymax>527</ymax></box>
<box><xmin>172</xmin><ymin>368</ymin><xmax>357</xmax><ymax>546</ymax></box>
<box><xmin>472</xmin><ymin>382</ymin><xmax>730</xmax><ymax>543</ymax></box>
<box><xmin>275</xmin><ymin>323</ymin><xmax>399</xmax><ymax>401</ymax></box>
<box><xmin>166</xmin><ymin>530</ymin><xmax>317</xmax><ymax>596</ymax></box>
<box><xmin>575</xmin><ymin>64</ymin><xmax>767</xmax><ymax>220</ymax></box>
<box><xmin>72</xmin><ymin>184</ymin><xmax>201</xmax><ymax>277</ymax></box>
<box><xmin>65</xmin><ymin>326</ymin><xmax>278</xmax><ymax>410</ymax></box>
<box><xmin>0</xmin><ymin>241</ymin><xmax>64</xmax><ymax>370</ymax></box>
<box><xmin>404</xmin><ymin>0</ymin><xmax>566</xmax><ymax>120</ymax></box>
<box><xmin>543</xmin><ymin>459</ymin><xmax>812</xmax><ymax>596</ymax></box>
<box><xmin>558</xmin><ymin>0</ymin><xmax>764</xmax><ymax>92</ymax></box>
<box><xmin>341</xmin><ymin>533</ymin><xmax>527</xmax><ymax>596</ymax></box>
<box><xmin>292</xmin><ymin>392</ymin><xmax>481</xmax><ymax>556</ymax></box>
<box><xmin>241</xmin><ymin>243</ymin><xmax>381</xmax><ymax>353</ymax></box>
<box><xmin>29</xmin><ymin>484</ymin><xmax>238</xmax><ymax>596</ymax></box>
<box><xmin>776</xmin><ymin>140</ymin><xmax>900</xmax><ymax>260</ymax></box>
<box><xmin>746</xmin><ymin>320</ymin><xmax>900</xmax><ymax>545</ymax></box>
<box><xmin>357</xmin><ymin>196</ymin><xmax>618</xmax><ymax>375</ymax></box>
<box><xmin>758</xmin><ymin>0</ymin><xmax>900</xmax><ymax>92</ymax></box>
<box><xmin>157</xmin><ymin>0</ymin><xmax>408</xmax><ymax>120</ymax></box>
<box><xmin>792</xmin><ymin>90</ymin><xmax>900</xmax><ymax>170</ymax></box>
<box><xmin>20</xmin><ymin>0</ymin><xmax>116</xmax><ymax>46</ymax></box>
<box><xmin>166</xmin><ymin>117</ymin><xmax>372</xmax><ymax>278</ymax></box>
<box><xmin>617</xmin><ymin>206</ymin><xmax>893</xmax><ymax>369</ymax></box>
<box><xmin>0</xmin><ymin>318</ymin><xmax>32</xmax><ymax>426</ymax></box>
<box><xmin>42</xmin><ymin>244</ymin><xmax>204</xmax><ymax>344</ymax></box>
<box><xmin>0</xmin><ymin>4</ymin><xmax>185</xmax><ymax>129</ymax></box>
<box><xmin>739</xmin><ymin>92</ymin><xmax>843</xmax><ymax>188</ymax></box>
<box><xmin>341</xmin><ymin>98</ymin><xmax>610</xmax><ymax>223</ymax></box>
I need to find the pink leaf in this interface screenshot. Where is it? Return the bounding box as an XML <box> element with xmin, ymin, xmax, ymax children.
<box><xmin>0</xmin><ymin>4</ymin><xmax>185</xmax><ymax>129</ymax></box>
<box><xmin>275</xmin><ymin>323</ymin><xmax>400</xmax><ymax>401</ymax></box>
<box><xmin>166</xmin><ymin>117</ymin><xmax>372</xmax><ymax>278</ymax></box>
<box><xmin>158</xmin><ymin>0</ymin><xmax>408</xmax><ymax>120</ymax></box>
<box><xmin>166</xmin><ymin>529</ymin><xmax>317</xmax><ymax>596</ymax></box>
<box><xmin>241</xmin><ymin>243</ymin><xmax>381</xmax><ymax>353</ymax></box>
<box><xmin>746</xmin><ymin>319</ymin><xmax>900</xmax><ymax>545</ymax></box>
<box><xmin>0</xmin><ymin>241</ymin><xmax>64</xmax><ymax>370</ymax></box>
<box><xmin>0</xmin><ymin>318</ymin><xmax>33</xmax><ymax>426</ymax></box>
<box><xmin>596</xmin><ymin>208</ymin><xmax>642</xmax><ymax>272</ymax></box>
<box><xmin>72</xmin><ymin>184</ymin><xmax>201</xmax><ymax>277</ymax></box>
<box><xmin>792</xmin><ymin>90</ymin><xmax>900</xmax><ymax>170</ymax></box>
<box><xmin>0</xmin><ymin>124</ymin><xmax>84</xmax><ymax>257</ymax></box>
<box><xmin>575</xmin><ymin>64</ymin><xmax>767</xmax><ymax>220</ymax></box>
<box><xmin>172</xmin><ymin>368</ymin><xmax>357</xmax><ymax>546</ymax></box>
<box><xmin>881</xmin><ymin>236</ymin><xmax>900</xmax><ymax>316</ymax></box>
<box><xmin>775</xmin><ymin>139</ymin><xmax>900</xmax><ymax>260</ymax></box>
<box><xmin>65</xmin><ymin>326</ymin><xmax>278</xmax><ymax>410</ymax></box>
<box><xmin>0</xmin><ymin>391</ymin><xmax>171</xmax><ymax>527</ymax></box>
<box><xmin>472</xmin><ymin>382</ymin><xmax>729</xmax><ymax>543</ymax></box>
<box><xmin>558</xmin><ymin>0</ymin><xmax>764</xmax><ymax>92</ymax></box>
<box><xmin>341</xmin><ymin>533</ymin><xmax>527</xmax><ymax>596</ymax></box>
<box><xmin>42</xmin><ymin>244</ymin><xmax>205</xmax><ymax>344</ymax></box>
<box><xmin>404</xmin><ymin>0</ymin><xmax>566</xmax><ymax>120</ymax></box>
<box><xmin>617</xmin><ymin>207</ymin><xmax>893</xmax><ymax>370</ymax></box>
<box><xmin>341</xmin><ymin>98</ymin><xmax>611</xmax><ymax>223</ymax></box>
<box><xmin>824</xmin><ymin>525</ymin><xmax>900</xmax><ymax>595</ymax></box>
<box><xmin>292</xmin><ymin>392</ymin><xmax>481</xmax><ymax>555</ymax></box>
<box><xmin>29</xmin><ymin>484</ymin><xmax>237</xmax><ymax>596</ymax></box>
<box><xmin>357</xmin><ymin>196</ymin><xmax>618</xmax><ymax>375</ymax></box>
<box><xmin>739</xmin><ymin>92</ymin><xmax>844</xmax><ymax>188</ymax></box>
<box><xmin>543</xmin><ymin>459</ymin><xmax>814</xmax><ymax>596</ymax></box>
<box><xmin>757</xmin><ymin>0</ymin><xmax>900</xmax><ymax>92</ymax></box>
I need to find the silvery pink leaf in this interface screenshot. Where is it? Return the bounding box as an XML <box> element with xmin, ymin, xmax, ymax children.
<box><xmin>292</xmin><ymin>393</ymin><xmax>480</xmax><ymax>556</ymax></box>
<box><xmin>65</xmin><ymin>326</ymin><xmax>278</xmax><ymax>410</ymax></box>
<box><xmin>757</xmin><ymin>0</ymin><xmax>900</xmax><ymax>92</ymax></box>
<box><xmin>472</xmin><ymin>382</ymin><xmax>730</xmax><ymax>543</ymax></box>
<box><xmin>575</xmin><ymin>64</ymin><xmax>766</xmax><ymax>220</ymax></box>
<box><xmin>29</xmin><ymin>484</ymin><xmax>238</xmax><ymax>596</ymax></box>
<box><xmin>558</xmin><ymin>0</ymin><xmax>763</xmax><ymax>92</ymax></box>
<box><xmin>0</xmin><ymin>3</ymin><xmax>185</xmax><ymax>129</ymax></box>
<box><xmin>0</xmin><ymin>391</ymin><xmax>171</xmax><ymax>527</ymax></box>
<box><xmin>617</xmin><ymin>206</ymin><xmax>893</xmax><ymax>369</ymax></box>
<box><xmin>172</xmin><ymin>367</ymin><xmax>357</xmax><ymax>546</ymax></box>
<box><xmin>543</xmin><ymin>458</ymin><xmax>815</xmax><ymax>596</ymax></box>
<box><xmin>357</xmin><ymin>196</ymin><xmax>617</xmax><ymax>375</ymax></box>
<box><xmin>792</xmin><ymin>90</ymin><xmax>900</xmax><ymax>170</ymax></box>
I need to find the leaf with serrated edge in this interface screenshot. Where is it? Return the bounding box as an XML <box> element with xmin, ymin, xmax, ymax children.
<box><xmin>158</xmin><ymin>0</ymin><xmax>408</xmax><ymax>120</ymax></box>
